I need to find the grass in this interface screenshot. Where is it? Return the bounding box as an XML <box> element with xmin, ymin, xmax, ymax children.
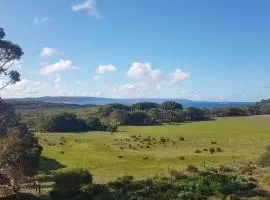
<box><xmin>36</xmin><ymin>115</ymin><xmax>270</xmax><ymax>183</ymax></box>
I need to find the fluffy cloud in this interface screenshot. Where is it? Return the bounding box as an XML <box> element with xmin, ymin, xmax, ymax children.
<box><xmin>72</xmin><ymin>0</ymin><xmax>100</xmax><ymax>18</ymax></box>
<box><xmin>40</xmin><ymin>59</ymin><xmax>77</xmax><ymax>75</ymax></box>
<box><xmin>126</xmin><ymin>62</ymin><xmax>161</xmax><ymax>80</ymax></box>
<box><xmin>120</xmin><ymin>62</ymin><xmax>190</xmax><ymax>93</ymax></box>
<box><xmin>34</xmin><ymin>17</ymin><xmax>50</xmax><ymax>25</ymax></box>
<box><xmin>167</xmin><ymin>69</ymin><xmax>190</xmax><ymax>85</ymax></box>
<box><xmin>110</xmin><ymin>83</ymin><xmax>150</xmax><ymax>93</ymax></box>
<box><xmin>93</xmin><ymin>64</ymin><xmax>117</xmax><ymax>80</ymax></box>
<box><xmin>40</xmin><ymin>47</ymin><xmax>60</xmax><ymax>57</ymax></box>
<box><xmin>106</xmin><ymin>62</ymin><xmax>190</xmax><ymax>94</ymax></box>
<box><xmin>96</xmin><ymin>64</ymin><xmax>117</xmax><ymax>74</ymax></box>
<box><xmin>1</xmin><ymin>79</ymin><xmax>48</xmax><ymax>97</ymax></box>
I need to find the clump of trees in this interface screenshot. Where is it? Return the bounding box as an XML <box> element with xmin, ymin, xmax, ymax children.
<box><xmin>96</xmin><ymin>101</ymin><xmax>211</xmax><ymax>126</ymax></box>
<box><xmin>49</xmin><ymin>167</ymin><xmax>255</xmax><ymax>200</ymax></box>
<box><xmin>39</xmin><ymin>112</ymin><xmax>118</xmax><ymax>132</ymax></box>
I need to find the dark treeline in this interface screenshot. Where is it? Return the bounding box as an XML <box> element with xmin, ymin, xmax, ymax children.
<box><xmin>31</xmin><ymin>99</ymin><xmax>270</xmax><ymax>132</ymax></box>
<box><xmin>39</xmin><ymin>112</ymin><xmax>118</xmax><ymax>133</ymax></box>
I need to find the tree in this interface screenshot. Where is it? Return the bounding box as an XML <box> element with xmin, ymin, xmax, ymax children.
<box><xmin>0</xmin><ymin>27</ymin><xmax>23</xmax><ymax>90</ymax></box>
<box><xmin>0</xmin><ymin>99</ymin><xmax>42</xmax><ymax>189</ymax></box>
<box><xmin>131</xmin><ymin>102</ymin><xmax>159</xmax><ymax>111</ymax></box>
<box><xmin>128</xmin><ymin>112</ymin><xmax>156</xmax><ymax>125</ymax></box>
<box><xmin>39</xmin><ymin>112</ymin><xmax>87</xmax><ymax>132</ymax></box>
<box><xmin>161</xmin><ymin>101</ymin><xmax>183</xmax><ymax>111</ymax></box>
<box><xmin>184</xmin><ymin>107</ymin><xmax>210</xmax><ymax>121</ymax></box>
<box><xmin>109</xmin><ymin>109</ymin><xmax>130</xmax><ymax>125</ymax></box>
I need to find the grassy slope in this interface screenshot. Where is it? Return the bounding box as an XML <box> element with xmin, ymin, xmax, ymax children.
<box><xmin>37</xmin><ymin>115</ymin><xmax>270</xmax><ymax>183</ymax></box>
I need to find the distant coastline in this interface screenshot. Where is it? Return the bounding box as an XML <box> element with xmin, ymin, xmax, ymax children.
<box><xmin>5</xmin><ymin>96</ymin><xmax>255</xmax><ymax>108</ymax></box>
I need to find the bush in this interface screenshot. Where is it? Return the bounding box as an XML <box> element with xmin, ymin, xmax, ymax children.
<box><xmin>216</xmin><ymin>147</ymin><xmax>222</xmax><ymax>152</ymax></box>
<box><xmin>179</xmin><ymin>137</ymin><xmax>185</xmax><ymax>141</ymax></box>
<box><xmin>127</xmin><ymin>111</ymin><xmax>157</xmax><ymax>125</ymax></box>
<box><xmin>106</xmin><ymin>124</ymin><xmax>118</xmax><ymax>132</ymax></box>
<box><xmin>39</xmin><ymin>113</ymin><xmax>118</xmax><ymax>133</ymax></box>
<box><xmin>50</xmin><ymin>169</ymin><xmax>93</xmax><ymax>200</ymax></box>
<box><xmin>210</xmin><ymin>148</ymin><xmax>215</xmax><ymax>153</ymax></box>
<box><xmin>39</xmin><ymin>112</ymin><xmax>87</xmax><ymax>132</ymax></box>
<box><xmin>258</xmin><ymin>145</ymin><xmax>270</xmax><ymax>167</ymax></box>
<box><xmin>195</xmin><ymin>149</ymin><xmax>202</xmax><ymax>153</ymax></box>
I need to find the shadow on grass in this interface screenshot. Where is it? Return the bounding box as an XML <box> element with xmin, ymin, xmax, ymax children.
<box><xmin>38</xmin><ymin>156</ymin><xmax>66</xmax><ymax>174</ymax></box>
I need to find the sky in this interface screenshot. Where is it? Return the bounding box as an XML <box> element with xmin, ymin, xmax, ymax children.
<box><xmin>0</xmin><ymin>0</ymin><xmax>270</xmax><ymax>101</ymax></box>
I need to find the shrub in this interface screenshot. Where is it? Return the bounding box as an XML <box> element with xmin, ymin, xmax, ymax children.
<box><xmin>106</xmin><ymin>124</ymin><xmax>118</xmax><ymax>132</ymax></box>
<box><xmin>195</xmin><ymin>149</ymin><xmax>202</xmax><ymax>153</ymax></box>
<box><xmin>179</xmin><ymin>156</ymin><xmax>185</xmax><ymax>160</ymax></box>
<box><xmin>118</xmin><ymin>155</ymin><xmax>124</xmax><ymax>159</ymax></box>
<box><xmin>258</xmin><ymin>146</ymin><xmax>270</xmax><ymax>167</ymax></box>
<box><xmin>60</xmin><ymin>151</ymin><xmax>64</xmax><ymax>154</ymax></box>
<box><xmin>211</xmin><ymin>141</ymin><xmax>217</xmax><ymax>144</ymax></box>
<box><xmin>179</xmin><ymin>137</ymin><xmax>185</xmax><ymax>141</ymax></box>
<box><xmin>186</xmin><ymin>164</ymin><xmax>198</xmax><ymax>173</ymax></box>
<box><xmin>210</xmin><ymin>148</ymin><xmax>215</xmax><ymax>153</ymax></box>
<box><xmin>127</xmin><ymin>111</ymin><xmax>157</xmax><ymax>125</ymax></box>
<box><xmin>216</xmin><ymin>147</ymin><xmax>222</xmax><ymax>152</ymax></box>
<box><xmin>203</xmin><ymin>148</ymin><xmax>208</xmax><ymax>151</ymax></box>
<box><xmin>50</xmin><ymin>169</ymin><xmax>93</xmax><ymax>200</ymax></box>
<box><xmin>39</xmin><ymin>112</ymin><xmax>87</xmax><ymax>132</ymax></box>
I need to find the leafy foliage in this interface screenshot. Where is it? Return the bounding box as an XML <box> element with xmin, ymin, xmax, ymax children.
<box><xmin>39</xmin><ymin>112</ymin><xmax>118</xmax><ymax>132</ymax></box>
<box><xmin>0</xmin><ymin>27</ymin><xmax>23</xmax><ymax>89</ymax></box>
<box><xmin>258</xmin><ymin>145</ymin><xmax>270</xmax><ymax>167</ymax></box>
<box><xmin>0</xmin><ymin>99</ymin><xmax>42</xmax><ymax>187</ymax></box>
<box><xmin>49</xmin><ymin>168</ymin><xmax>255</xmax><ymax>200</ymax></box>
<box><xmin>161</xmin><ymin>101</ymin><xmax>183</xmax><ymax>110</ymax></box>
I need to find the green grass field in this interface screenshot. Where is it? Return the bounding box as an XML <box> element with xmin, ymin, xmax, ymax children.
<box><xmin>37</xmin><ymin>115</ymin><xmax>270</xmax><ymax>183</ymax></box>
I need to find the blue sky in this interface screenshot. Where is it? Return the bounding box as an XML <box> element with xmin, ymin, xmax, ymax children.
<box><xmin>0</xmin><ymin>0</ymin><xmax>270</xmax><ymax>101</ymax></box>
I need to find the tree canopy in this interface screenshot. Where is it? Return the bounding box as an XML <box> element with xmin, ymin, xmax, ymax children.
<box><xmin>0</xmin><ymin>27</ymin><xmax>23</xmax><ymax>90</ymax></box>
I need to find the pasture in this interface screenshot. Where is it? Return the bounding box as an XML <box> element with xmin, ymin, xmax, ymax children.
<box><xmin>37</xmin><ymin>115</ymin><xmax>270</xmax><ymax>183</ymax></box>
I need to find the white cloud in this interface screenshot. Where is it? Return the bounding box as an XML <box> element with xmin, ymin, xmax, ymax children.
<box><xmin>54</xmin><ymin>76</ymin><xmax>61</xmax><ymax>83</ymax></box>
<box><xmin>96</xmin><ymin>64</ymin><xmax>117</xmax><ymax>74</ymax></box>
<box><xmin>123</xmin><ymin>62</ymin><xmax>190</xmax><ymax>93</ymax></box>
<box><xmin>34</xmin><ymin>17</ymin><xmax>50</xmax><ymax>25</ymax></box>
<box><xmin>40</xmin><ymin>59</ymin><xmax>77</xmax><ymax>75</ymax></box>
<box><xmin>126</xmin><ymin>62</ymin><xmax>161</xmax><ymax>80</ymax></box>
<box><xmin>72</xmin><ymin>0</ymin><xmax>100</xmax><ymax>18</ymax></box>
<box><xmin>167</xmin><ymin>69</ymin><xmax>190</xmax><ymax>85</ymax></box>
<box><xmin>40</xmin><ymin>47</ymin><xmax>60</xmax><ymax>57</ymax></box>
<box><xmin>93</xmin><ymin>64</ymin><xmax>117</xmax><ymax>80</ymax></box>
<box><xmin>109</xmin><ymin>83</ymin><xmax>150</xmax><ymax>93</ymax></box>
<box><xmin>2</xmin><ymin>79</ymin><xmax>46</xmax><ymax>97</ymax></box>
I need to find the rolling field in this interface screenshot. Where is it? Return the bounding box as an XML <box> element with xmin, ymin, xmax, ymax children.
<box><xmin>37</xmin><ymin>115</ymin><xmax>270</xmax><ymax>183</ymax></box>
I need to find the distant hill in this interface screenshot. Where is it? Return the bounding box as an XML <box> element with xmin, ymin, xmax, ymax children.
<box><xmin>5</xmin><ymin>96</ymin><xmax>255</xmax><ymax>108</ymax></box>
